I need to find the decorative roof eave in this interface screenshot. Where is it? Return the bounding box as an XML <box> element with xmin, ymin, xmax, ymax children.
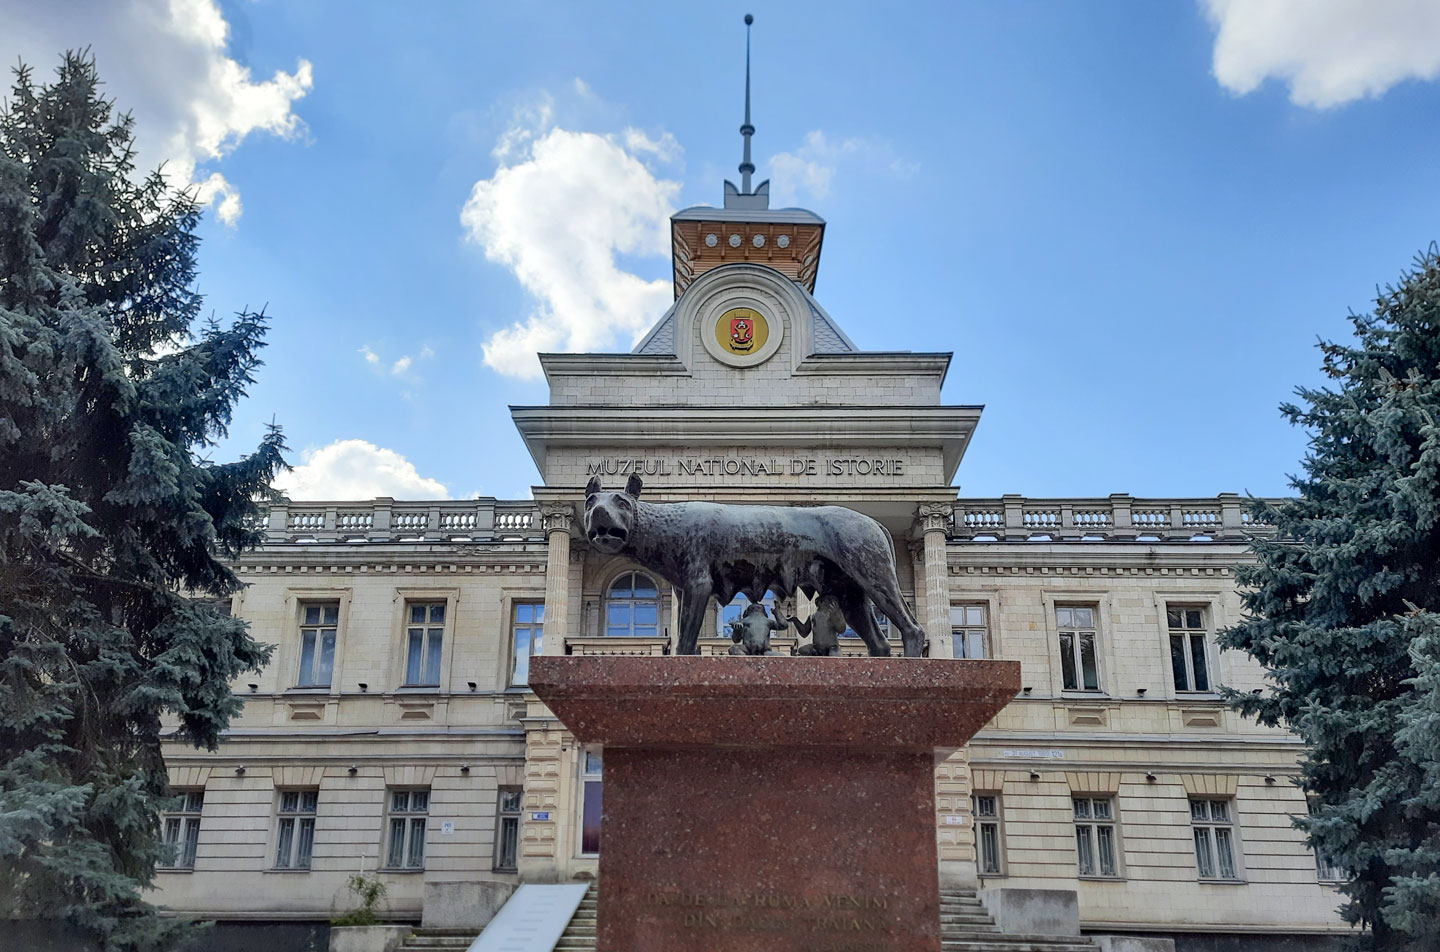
<box><xmin>509</xmin><ymin>404</ymin><xmax>982</xmax><ymax>482</ymax></box>
<box><xmin>794</xmin><ymin>352</ymin><xmax>952</xmax><ymax>388</ymax></box>
<box><xmin>538</xmin><ymin>353</ymin><xmax>689</xmax><ymax>385</ymax></box>
<box><xmin>671</xmin><ymin>205</ymin><xmax>826</xmax><ymax>225</ymax></box>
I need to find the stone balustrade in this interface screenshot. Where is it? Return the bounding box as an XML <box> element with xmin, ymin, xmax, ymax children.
<box><xmin>261</xmin><ymin>497</ymin><xmax>541</xmax><ymax>543</ymax></box>
<box><xmin>952</xmin><ymin>493</ymin><xmax>1275</xmax><ymax>542</ymax></box>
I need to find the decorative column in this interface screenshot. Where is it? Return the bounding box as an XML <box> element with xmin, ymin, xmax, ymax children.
<box><xmin>541</xmin><ymin>503</ymin><xmax>574</xmax><ymax>655</ymax></box>
<box><xmin>917</xmin><ymin>502</ymin><xmax>954</xmax><ymax>657</ymax></box>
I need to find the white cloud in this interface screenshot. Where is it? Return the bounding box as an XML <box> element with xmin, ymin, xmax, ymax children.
<box><xmin>461</xmin><ymin>106</ymin><xmax>681</xmax><ymax>379</ymax></box>
<box><xmin>768</xmin><ymin>131</ymin><xmax>916</xmax><ymax>208</ymax></box>
<box><xmin>274</xmin><ymin>440</ymin><xmax>450</xmax><ymax>501</ymax></box>
<box><xmin>391</xmin><ymin>355</ymin><xmax>412</xmax><ymax>374</ymax></box>
<box><xmin>1</xmin><ymin>0</ymin><xmax>313</xmax><ymax>225</ymax></box>
<box><xmin>1202</xmin><ymin>0</ymin><xmax>1440</xmax><ymax>108</ymax></box>
<box><xmin>358</xmin><ymin>344</ymin><xmax>429</xmax><ymax>379</ymax></box>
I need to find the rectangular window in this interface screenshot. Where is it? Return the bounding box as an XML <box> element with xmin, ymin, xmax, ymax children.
<box><xmin>494</xmin><ymin>787</ymin><xmax>522</xmax><ymax>872</ymax></box>
<box><xmin>1308</xmin><ymin>800</ymin><xmax>1348</xmax><ymax>883</ymax></box>
<box><xmin>386</xmin><ymin>789</ymin><xmax>429</xmax><ymax>869</ymax></box>
<box><xmin>274</xmin><ymin>790</ymin><xmax>318</xmax><ymax>869</ymax></box>
<box><xmin>951</xmin><ymin>605</ymin><xmax>989</xmax><ymax>659</ymax></box>
<box><xmin>1190</xmin><ymin>799</ymin><xmax>1240</xmax><ymax>881</ymax></box>
<box><xmin>511</xmin><ymin>602</ymin><xmax>545</xmax><ymax>686</ymax></box>
<box><xmin>580</xmin><ymin>750</ymin><xmax>602</xmax><ymax>855</ymax></box>
<box><xmin>404</xmin><ymin>601</ymin><xmax>446</xmax><ymax>686</ymax></box>
<box><xmin>1056</xmin><ymin>606</ymin><xmax>1100</xmax><ymax>691</ymax></box>
<box><xmin>160</xmin><ymin>791</ymin><xmax>204</xmax><ymax>869</ymax></box>
<box><xmin>1168</xmin><ymin>607</ymin><xmax>1211</xmax><ymax>692</ymax></box>
<box><xmin>972</xmin><ymin>793</ymin><xmax>1003</xmax><ymax>876</ymax></box>
<box><xmin>297</xmin><ymin>601</ymin><xmax>339</xmax><ymax>687</ymax></box>
<box><xmin>1073</xmin><ymin>796</ymin><xmax>1119</xmax><ymax>878</ymax></box>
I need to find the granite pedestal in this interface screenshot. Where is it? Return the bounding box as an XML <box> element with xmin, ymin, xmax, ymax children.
<box><xmin>529</xmin><ymin>655</ymin><xmax>1020</xmax><ymax>952</ymax></box>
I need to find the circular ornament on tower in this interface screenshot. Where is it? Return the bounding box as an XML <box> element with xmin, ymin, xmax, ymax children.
<box><xmin>705</xmin><ymin>233</ymin><xmax>718</xmax><ymax>247</ymax></box>
<box><xmin>752</xmin><ymin>234</ymin><xmax>765</xmax><ymax>248</ymax></box>
<box><xmin>728</xmin><ymin>233</ymin><xmax>742</xmax><ymax>247</ymax></box>
<box><xmin>776</xmin><ymin>234</ymin><xmax>790</xmax><ymax>248</ymax></box>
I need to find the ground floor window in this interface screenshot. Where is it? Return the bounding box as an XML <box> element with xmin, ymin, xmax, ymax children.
<box><xmin>274</xmin><ymin>790</ymin><xmax>317</xmax><ymax>869</ymax></box>
<box><xmin>580</xmin><ymin>750</ymin><xmax>602</xmax><ymax>855</ymax></box>
<box><xmin>1073</xmin><ymin>796</ymin><xmax>1119</xmax><ymax>877</ymax></box>
<box><xmin>494</xmin><ymin>787</ymin><xmax>522</xmax><ymax>872</ymax></box>
<box><xmin>1308</xmin><ymin>799</ymin><xmax>1348</xmax><ymax>883</ymax></box>
<box><xmin>160</xmin><ymin>790</ymin><xmax>204</xmax><ymax>869</ymax></box>
<box><xmin>972</xmin><ymin>793</ymin><xmax>1003</xmax><ymax>875</ymax></box>
<box><xmin>386</xmin><ymin>789</ymin><xmax>429</xmax><ymax>869</ymax></box>
<box><xmin>1190</xmin><ymin>798</ymin><xmax>1239</xmax><ymax>881</ymax></box>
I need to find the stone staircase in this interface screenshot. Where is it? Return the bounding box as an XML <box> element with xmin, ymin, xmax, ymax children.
<box><xmin>553</xmin><ymin>883</ymin><xmax>598</xmax><ymax>950</ymax></box>
<box><xmin>393</xmin><ymin>926</ymin><xmax>479</xmax><ymax>952</ymax></box>
<box><xmin>941</xmin><ymin>889</ymin><xmax>1100</xmax><ymax>952</ymax></box>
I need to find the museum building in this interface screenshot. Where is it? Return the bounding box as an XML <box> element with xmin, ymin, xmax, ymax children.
<box><xmin>153</xmin><ymin>116</ymin><xmax>1352</xmax><ymax>951</ymax></box>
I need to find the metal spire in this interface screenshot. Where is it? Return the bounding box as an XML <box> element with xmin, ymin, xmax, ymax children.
<box><xmin>738</xmin><ymin>13</ymin><xmax>755</xmax><ymax>194</ymax></box>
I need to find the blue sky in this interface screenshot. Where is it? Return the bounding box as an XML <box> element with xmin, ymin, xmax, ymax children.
<box><xmin>8</xmin><ymin>1</ymin><xmax>1440</xmax><ymax>501</ymax></box>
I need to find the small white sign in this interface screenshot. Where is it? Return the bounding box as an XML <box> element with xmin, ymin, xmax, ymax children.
<box><xmin>943</xmin><ymin>815</ymin><xmax>966</xmax><ymax>826</ymax></box>
<box><xmin>1001</xmin><ymin>748</ymin><xmax>1066</xmax><ymax>759</ymax></box>
<box><xmin>440</xmin><ymin>821</ymin><xmax>455</xmax><ymax>835</ymax></box>
<box><xmin>531</xmin><ymin>811</ymin><xmax>551</xmax><ymax>821</ymax></box>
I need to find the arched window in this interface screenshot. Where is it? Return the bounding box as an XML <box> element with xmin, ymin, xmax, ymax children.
<box><xmin>719</xmin><ymin>591</ymin><xmax>777</xmax><ymax>636</ymax></box>
<box><xmin>606</xmin><ymin>572</ymin><xmax>659</xmax><ymax>637</ymax></box>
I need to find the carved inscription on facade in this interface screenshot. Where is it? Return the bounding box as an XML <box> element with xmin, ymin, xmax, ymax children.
<box><xmin>586</xmin><ymin>457</ymin><xmax>906</xmax><ymax>478</ymax></box>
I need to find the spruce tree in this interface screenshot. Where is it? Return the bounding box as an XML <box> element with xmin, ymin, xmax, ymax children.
<box><xmin>1220</xmin><ymin>247</ymin><xmax>1440</xmax><ymax>950</ymax></box>
<box><xmin>0</xmin><ymin>53</ymin><xmax>284</xmax><ymax>950</ymax></box>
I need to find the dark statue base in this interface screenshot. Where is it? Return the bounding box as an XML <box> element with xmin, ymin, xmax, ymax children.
<box><xmin>529</xmin><ymin>656</ymin><xmax>1021</xmax><ymax>952</ymax></box>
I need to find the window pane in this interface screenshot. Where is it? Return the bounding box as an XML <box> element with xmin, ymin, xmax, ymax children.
<box><xmin>304</xmin><ymin>605</ymin><xmax>321</xmax><ymax>625</ymax></box>
<box><xmin>298</xmin><ymin>632</ymin><xmax>316</xmax><ymax>685</ymax></box>
<box><xmin>301</xmin><ymin>791</ymin><xmax>318</xmax><ymax>812</ymax></box>
<box><xmin>501</xmin><ymin>790</ymin><xmax>523</xmax><ymax>813</ymax></box>
<box><xmin>392</xmin><ymin>790</ymin><xmax>409</xmax><ymax>812</ymax></box>
<box><xmin>1092</xmin><ymin>798</ymin><xmax>1112</xmax><ymax>820</ymax></box>
<box><xmin>632</xmin><ymin>575</ymin><xmax>658</xmax><ymax>599</ymax></box>
<box><xmin>968</xmin><ymin>632</ymin><xmax>987</xmax><ymax>660</ymax></box>
<box><xmin>976</xmin><ymin>796</ymin><xmax>996</xmax><ymax>818</ymax></box>
<box><xmin>406</xmin><ymin>629</ymin><xmax>424</xmax><ymax>682</ymax></box>
<box><xmin>1097</xmin><ymin>825</ymin><xmax>1116</xmax><ymax>876</ymax></box>
<box><xmin>516</xmin><ymin>603</ymin><xmax>534</xmax><ymax>623</ymax></box>
<box><xmin>186</xmin><ymin>791</ymin><xmax>205</xmax><ymax>812</ymax></box>
<box><xmin>275</xmin><ymin>818</ymin><xmax>294</xmax><ymax>868</ymax></box>
<box><xmin>410</xmin><ymin>604</ymin><xmax>426</xmax><ymax>624</ymax></box>
<box><xmin>634</xmin><ymin>603</ymin><xmax>658</xmax><ymax>626</ymax></box>
<box><xmin>967</xmin><ymin>606</ymin><xmax>985</xmax><ymax>626</ymax></box>
<box><xmin>498</xmin><ymin>816</ymin><xmax>519</xmax><ymax>871</ymax></box>
<box><xmin>1210</xmin><ymin>800</ymin><xmax>1229</xmax><ymax>822</ymax></box>
<box><xmin>411</xmin><ymin>790</ymin><xmax>429</xmax><ymax>812</ymax></box>
<box><xmin>1060</xmin><ymin>632</ymin><xmax>1077</xmax><ymax>690</ymax></box>
<box><xmin>181</xmin><ymin>818</ymin><xmax>200</xmax><ymax>867</ymax></box>
<box><xmin>1167</xmin><ymin>608</ymin><xmax>1182</xmax><ymax>628</ymax></box>
<box><xmin>1074</xmin><ymin>608</ymin><xmax>1094</xmax><ymax>628</ymax></box>
<box><xmin>950</xmin><ymin>606</ymin><xmax>968</xmax><ymax>627</ymax></box>
<box><xmin>1215</xmin><ymin>828</ymin><xmax>1237</xmax><ymax>879</ymax></box>
<box><xmin>322</xmin><ymin>605</ymin><xmax>339</xmax><ymax>625</ymax></box>
<box><xmin>1056</xmin><ymin>607</ymin><xmax>1072</xmax><ymax>628</ymax></box>
<box><xmin>607</xmin><ymin>603</ymin><xmax>631</xmax><ymax>627</ymax></box>
<box><xmin>407</xmin><ymin>818</ymin><xmax>426</xmax><ymax>867</ymax></box>
<box><xmin>1194</xmin><ymin>828</ymin><xmax>1214</xmax><ymax>878</ymax></box>
<box><xmin>164</xmin><ymin>816</ymin><xmax>182</xmax><ymax>847</ymax></box>
<box><xmin>1076</xmin><ymin>827</ymin><xmax>1095</xmax><ymax>876</ymax></box>
<box><xmin>1186</xmin><ymin>609</ymin><xmax>1203</xmax><ymax>629</ymax></box>
<box><xmin>317</xmin><ymin>631</ymin><xmax>335</xmax><ymax>686</ymax></box>
<box><xmin>581</xmin><ymin>781</ymin><xmax>603</xmax><ymax>854</ymax></box>
<box><xmin>980</xmin><ymin>824</ymin><xmax>1000</xmax><ymax>874</ymax></box>
<box><xmin>512</xmin><ymin>629</ymin><xmax>532</xmax><ymax>685</ymax></box>
<box><xmin>1073</xmin><ymin>798</ymin><xmax>1091</xmax><ymax>819</ymax></box>
<box><xmin>608</xmin><ymin>574</ymin><xmax>634</xmax><ymax>597</ymax></box>
<box><xmin>1190</xmin><ymin>800</ymin><xmax>1208</xmax><ymax>821</ymax></box>
<box><xmin>296</xmin><ymin>817</ymin><xmax>315</xmax><ymax>868</ymax></box>
<box><xmin>1079</xmin><ymin>632</ymin><xmax>1099</xmax><ymax>690</ymax></box>
<box><xmin>951</xmin><ymin>633</ymin><xmax>968</xmax><ymax>658</ymax></box>
<box><xmin>1171</xmin><ymin>634</ymin><xmax>1190</xmax><ymax>690</ymax></box>
<box><xmin>424</xmin><ymin>630</ymin><xmax>443</xmax><ymax>684</ymax></box>
<box><xmin>387</xmin><ymin>818</ymin><xmax>406</xmax><ymax>867</ymax></box>
<box><xmin>533</xmin><ymin>604</ymin><xmax>545</xmax><ymax>622</ymax></box>
<box><xmin>281</xmin><ymin>791</ymin><xmax>299</xmax><ymax>812</ymax></box>
<box><xmin>430</xmin><ymin>603</ymin><xmax>445</xmax><ymax>624</ymax></box>
<box><xmin>1191</xmin><ymin>635</ymin><xmax>1210</xmax><ymax>691</ymax></box>
<box><xmin>584</xmin><ymin>750</ymin><xmax>603</xmax><ymax>774</ymax></box>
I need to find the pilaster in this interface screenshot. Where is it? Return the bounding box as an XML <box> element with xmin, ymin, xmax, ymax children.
<box><xmin>541</xmin><ymin>503</ymin><xmax>574</xmax><ymax>655</ymax></box>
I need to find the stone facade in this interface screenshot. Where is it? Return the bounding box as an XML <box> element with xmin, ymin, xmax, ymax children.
<box><xmin>154</xmin><ymin>190</ymin><xmax>1351</xmax><ymax>948</ymax></box>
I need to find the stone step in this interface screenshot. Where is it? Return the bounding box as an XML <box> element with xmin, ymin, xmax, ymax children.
<box><xmin>941</xmin><ymin>938</ymin><xmax>1098</xmax><ymax>952</ymax></box>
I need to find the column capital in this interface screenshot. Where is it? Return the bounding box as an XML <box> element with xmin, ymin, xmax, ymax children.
<box><xmin>916</xmin><ymin>502</ymin><xmax>954</xmax><ymax>535</ymax></box>
<box><xmin>540</xmin><ymin>502</ymin><xmax>575</xmax><ymax>535</ymax></box>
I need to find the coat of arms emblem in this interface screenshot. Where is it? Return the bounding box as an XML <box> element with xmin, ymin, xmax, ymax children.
<box><xmin>729</xmin><ymin>316</ymin><xmax>754</xmax><ymax>351</ymax></box>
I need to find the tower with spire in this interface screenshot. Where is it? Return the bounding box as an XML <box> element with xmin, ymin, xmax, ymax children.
<box><xmin>667</xmin><ymin>13</ymin><xmax>827</xmax><ymax>299</ymax></box>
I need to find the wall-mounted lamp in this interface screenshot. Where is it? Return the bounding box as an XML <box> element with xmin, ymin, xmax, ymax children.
<box><xmin>467</xmin><ymin>681</ymin><xmax>477</xmax><ymax>692</ymax></box>
<box><xmin>1146</xmin><ymin>773</ymin><xmax>1157</xmax><ymax>783</ymax></box>
<box><xmin>1022</xmin><ymin>686</ymin><xmax>1033</xmax><ymax>695</ymax></box>
<box><xmin>460</xmin><ymin>764</ymin><xmax>471</xmax><ymax>774</ymax></box>
<box><xmin>247</xmin><ymin>683</ymin><xmax>259</xmax><ymax>693</ymax></box>
<box><xmin>347</xmin><ymin>765</ymin><xmax>358</xmax><ymax>776</ymax></box>
<box><xmin>1029</xmin><ymin>771</ymin><xmax>1040</xmax><ymax>781</ymax></box>
<box><xmin>1136</xmin><ymin>687</ymin><xmax>1148</xmax><ymax>697</ymax></box>
<box><xmin>358</xmin><ymin>682</ymin><xmax>368</xmax><ymax>693</ymax></box>
<box><xmin>1264</xmin><ymin>775</ymin><xmax>1277</xmax><ymax>784</ymax></box>
<box><xmin>234</xmin><ymin>765</ymin><xmax>246</xmax><ymax>775</ymax></box>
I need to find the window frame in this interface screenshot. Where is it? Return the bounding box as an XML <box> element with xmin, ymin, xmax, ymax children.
<box><xmin>295</xmin><ymin>600</ymin><xmax>341</xmax><ymax>689</ymax></box>
<box><xmin>402</xmin><ymin>599</ymin><xmax>448</xmax><ymax>687</ymax></box>
<box><xmin>1055</xmin><ymin>604</ymin><xmax>1103</xmax><ymax>692</ymax></box>
<box><xmin>1307</xmin><ymin>798</ymin><xmax>1348</xmax><ymax>884</ymax></box>
<box><xmin>1167</xmin><ymin>605</ymin><xmax>1214</xmax><ymax>694</ymax></box>
<box><xmin>509</xmin><ymin>599</ymin><xmax>546</xmax><ymax>687</ymax></box>
<box><xmin>384</xmin><ymin>788</ymin><xmax>430</xmax><ymax>870</ymax></box>
<box><xmin>950</xmin><ymin>603</ymin><xmax>990</xmax><ymax>659</ymax></box>
<box><xmin>493</xmin><ymin>786</ymin><xmax>523</xmax><ymax>873</ymax></box>
<box><xmin>1072</xmin><ymin>795</ymin><xmax>1122</xmax><ymax>879</ymax></box>
<box><xmin>272</xmin><ymin>788</ymin><xmax>319</xmax><ymax>871</ymax></box>
<box><xmin>159</xmin><ymin>790</ymin><xmax>205</xmax><ymax>870</ymax></box>
<box><xmin>972</xmin><ymin>791</ymin><xmax>1005</xmax><ymax>877</ymax></box>
<box><xmin>606</xmin><ymin>571</ymin><xmax>661</xmax><ymax>638</ymax></box>
<box><xmin>578</xmin><ymin>748</ymin><xmax>602</xmax><ymax>857</ymax></box>
<box><xmin>1190</xmin><ymin>798</ymin><xmax>1243</xmax><ymax>883</ymax></box>
<box><xmin>282</xmin><ymin>589</ymin><xmax>351</xmax><ymax>696</ymax></box>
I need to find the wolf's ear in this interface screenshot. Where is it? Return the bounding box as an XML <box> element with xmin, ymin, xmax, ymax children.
<box><xmin>585</xmin><ymin>476</ymin><xmax>602</xmax><ymax>497</ymax></box>
<box><xmin>625</xmin><ymin>473</ymin><xmax>643</xmax><ymax>497</ymax></box>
